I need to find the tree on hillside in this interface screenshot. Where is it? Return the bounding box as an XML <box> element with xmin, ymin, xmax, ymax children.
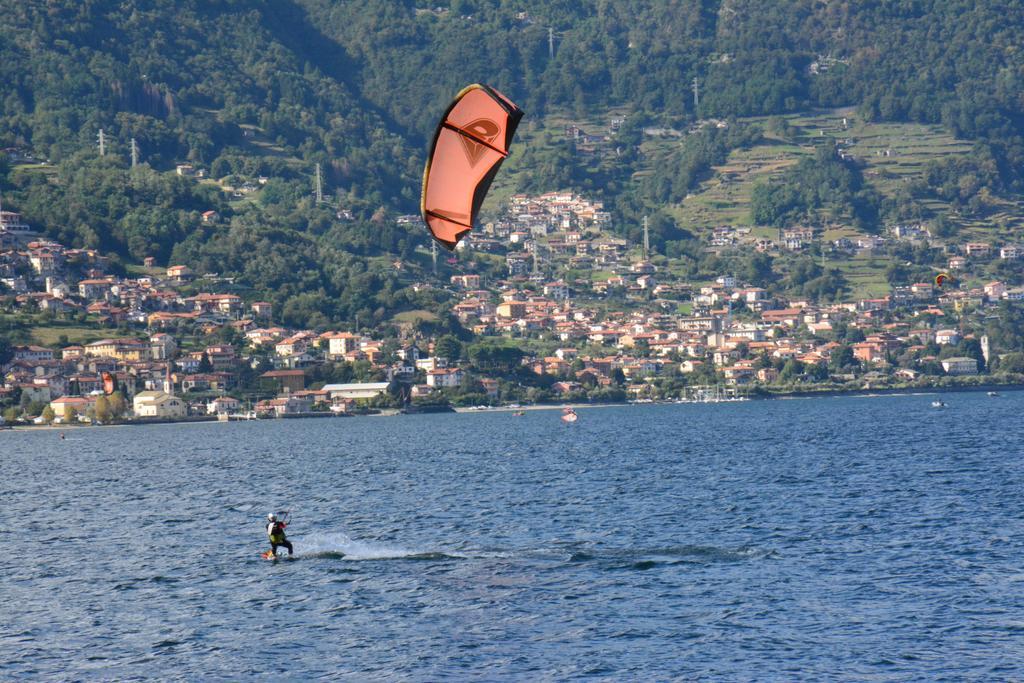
<box><xmin>197</xmin><ymin>353</ymin><xmax>213</xmax><ymax>373</ymax></box>
<box><xmin>743</xmin><ymin>253</ymin><xmax>776</xmax><ymax>288</ymax></box>
<box><xmin>434</xmin><ymin>335</ymin><xmax>462</xmax><ymax>362</ymax></box>
<box><xmin>108</xmin><ymin>391</ymin><xmax>127</xmax><ymax>418</ymax></box>
<box><xmin>995</xmin><ymin>352</ymin><xmax>1024</xmax><ymax>374</ymax></box>
<box><xmin>829</xmin><ymin>345</ymin><xmax>857</xmax><ymax>373</ymax></box>
<box><xmin>751</xmin><ymin>146</ymin><xmax>880</xmax><ymax>231</ymax></box>
<box><xmin>467</xmin><ymin>341</ymin><xmax>525</xmax><ymax>374</ymax></box>
<box><xmin>779</xmin><ymin>359</ymin><xmax>804</xmax><ymax>383</ymax></box>
<box><xmin>94</xmin><ymin>396</ymin><xmax>112</xmax><ymax>424</ymax></box>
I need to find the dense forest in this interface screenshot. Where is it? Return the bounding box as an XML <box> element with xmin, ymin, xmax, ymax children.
<box><xmin>2</xmin><ymin>0</ymin><xmax>1024</xmax><ymax>323</ymax></box>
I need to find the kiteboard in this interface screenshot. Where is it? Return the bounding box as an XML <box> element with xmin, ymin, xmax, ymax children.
<box><xmin>261</xmin><ymin>550</ymin><xmax>298</xmax><ymax>561</ymax></box>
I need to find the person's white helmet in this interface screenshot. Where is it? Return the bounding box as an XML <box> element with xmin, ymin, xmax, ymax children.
<box><xmin>267</xmin><ymin>513</ymin><xmax>276</xmax><ymax>522</ymax></box>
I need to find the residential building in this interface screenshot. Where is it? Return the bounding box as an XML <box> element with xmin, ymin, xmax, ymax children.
<box><xmin>251</xmin><ymin>301</ymin><xmax>273</xmax><ymax>318</ymax></box>
<box><xmin>166</xmin><ymin>265</ymin><xmax>194</xmax><ymax>282</ymax></box>
<box><xmin>321</xmin><ymin>382</ymin><xmax>390</xmax><ymax>401</ymax></box>
<box><xmin>48</xmin><ymin>395</ymin><xmax>97</xmax><ymax>422</ymax></box>
<box><xmin>941</xmin><ymin>357</ymin><xmax>978</xmax><ymax>375</ymax></box>
<box><xmin>207</xmin><ymin>396</ymin><xmax>241</xmax><ymax>415</ymax></box>
<box><xmin>133</xmin><ymin>391</ymin><xmax>187</xmax><ymax>418</ymax></box>
<box><xmin>260</xmin><ymin>369</ymin><xmax>306</xmax><ymax>394</ymax></box>
<box><xmin>84</xmin><ymin>338</ymin><xmax>150</xmax><ymax>361</ymax></box>
<box><xmin>13</xmin><ymin>345</ymin><xmax>54</xmax><ymax>362</ymax></box>
<box><xmin>426</xmin><ymin>367</ymin><xmax>464</xmax><ymax>388</ymax></box>
<box><xmin>321</xmin><ymin>332</ymin><xmax>360</xmax><ymax>358</ymax></box>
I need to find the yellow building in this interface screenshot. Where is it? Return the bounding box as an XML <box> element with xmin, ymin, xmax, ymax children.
<box><xmin>84</xmin><ymin>338</ymin><xmax>151</xmax><ymax>361</ymax></box>
<box><xmin>133</xmin><ymin>391</ymin><xmax>187</xmax><ymax>419</ymax></box>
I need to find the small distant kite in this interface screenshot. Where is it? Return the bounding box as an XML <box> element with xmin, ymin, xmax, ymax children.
<box><xmin>101</xmin><ymin>371</ymin><xmax>117</xmax><ymax>395</ymax></box>
<box><xmin>421</xmin><ymin>84</ymin><xmax>523</xmax><ymax>250</ymax></box>
<box><xmin>935</xmin><ymin>272</ymin><xmax>954</xmax><ymax>288</ymax></box>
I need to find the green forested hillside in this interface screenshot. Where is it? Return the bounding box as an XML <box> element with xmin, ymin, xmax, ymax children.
<box><xmin>2</xmin><ymin>0</ymin><xmax>1024</xmax><ymax>323</ymax></box>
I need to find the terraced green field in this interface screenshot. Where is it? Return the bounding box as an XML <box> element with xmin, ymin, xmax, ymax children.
<box><xmin>829</xmin><ymin>253</ymin><xmax>892</xmax><ymax>300</ymax></box>
<box><xmin>668</xmin><ymin>141</ymin><xmax>807</xmax><ymax>229</ymax></box>
<box><xmin>658</xmin><ymin>109</ymin><xmax>982</xmax><ymax>234</ymax></box>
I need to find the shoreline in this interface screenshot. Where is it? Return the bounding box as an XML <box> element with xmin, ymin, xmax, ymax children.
<box><xmin>4</xmin><ymin>380</ymin><xmax>1020</xmax><ymax>431</ymax></box>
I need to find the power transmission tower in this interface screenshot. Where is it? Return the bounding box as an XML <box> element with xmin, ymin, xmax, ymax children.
<box><xmin>130</xmin><ymin>138</ymin><xmax>139</xmax><ymax>168</ymax></box>
<box><xmin>314</xmin><ymin>163</ymin><xmax>323</xmax><ymax>203</ymax></box>
<box><xmin>691</xmin><ymin>78</ymin><xmax>700</xmax><ymax>110</ymax></box>
<box><xmin>548</xmin><ymin>27</ymin><xmax>555</xmax><ymax>59</ymax></box>
<box><xmin>97</xmin><ymin>129</ymin><xmax>106</xmax><ymax>157</ymax></box>
<box><xmin>642</xmin><ymin>215</ymin><xmax>650</xmax><ymax>261</ymax></box>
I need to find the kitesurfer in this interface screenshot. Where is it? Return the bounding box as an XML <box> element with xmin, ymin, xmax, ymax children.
<box><xmin>266</xmin><ymin>513</ymin><xmax>293</xmax><ymax>557</ymax></box>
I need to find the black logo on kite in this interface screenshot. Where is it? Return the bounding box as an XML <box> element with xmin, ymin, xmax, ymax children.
<box><xmin>458</xmin><ymin>119</ymin><xmax>501</xmax><ymax>167</ymax></box>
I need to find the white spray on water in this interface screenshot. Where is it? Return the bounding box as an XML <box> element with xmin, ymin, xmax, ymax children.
<box><xmin>294</xmin><ymin>532</ymin><xmax>450</xmax><ymax>561</ymax></box>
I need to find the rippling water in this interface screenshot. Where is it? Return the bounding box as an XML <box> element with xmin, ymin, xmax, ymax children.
<box><xmin>3</xmin><ymin>391</ymin><xmax>1024</xmax><ymax>680</ymax></box>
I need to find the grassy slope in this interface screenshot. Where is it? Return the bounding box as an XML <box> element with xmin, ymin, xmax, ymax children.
<box><xmin>31</xmin><ymin>326</ymin><xmax>109</xmax><ymax>346</ymax></box>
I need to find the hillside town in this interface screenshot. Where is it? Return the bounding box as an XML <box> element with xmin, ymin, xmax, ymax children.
<box><xmin>0</xmin><ymin>196</ymin><xmax>1019</xmax><ymax>426</ymax></box>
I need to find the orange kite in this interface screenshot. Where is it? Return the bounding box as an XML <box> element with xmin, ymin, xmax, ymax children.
<box><xmin>421</xmin><ymin>84</ymin><xmax>523</xmax><ymax>250</ymax></box>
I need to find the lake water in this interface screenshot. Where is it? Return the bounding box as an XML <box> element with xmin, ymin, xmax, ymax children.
<box><xmin>2</xmin><ymin>391</ymin><xmax>1023</xmax><ymax>681</ymax></box>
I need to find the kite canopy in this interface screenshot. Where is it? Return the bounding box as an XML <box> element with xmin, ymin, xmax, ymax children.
<box><xmin>935</xmin><ymin>272</ymin><xmax>952</xmax><ymax>287</ymax></box>
<box><xmin>421</xmin><ymin>84</ymin><xmax>523</xmax><ymax>250</ymax></box>
<box><xmin>101</xmin><ymin>371</ymin><xmax>116</xmax><ymax>395</ymax></box>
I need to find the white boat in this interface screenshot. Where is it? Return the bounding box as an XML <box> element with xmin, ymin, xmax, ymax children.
<box><xmin>931</xmin><ymin>400</ymin><xmax>947</xmax><ymax>408</ymax></box>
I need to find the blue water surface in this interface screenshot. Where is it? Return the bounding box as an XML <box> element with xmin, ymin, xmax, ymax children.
<box><xmin>2</xmin><ymin>391</ymin><xmax>1023</xmax><ymax>681</ymax></box>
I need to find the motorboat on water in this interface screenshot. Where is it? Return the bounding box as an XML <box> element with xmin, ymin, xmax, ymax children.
<box><xmin>931</xmin><ymin>400</ymin><xmax>947</xmax><ymax>408</ymax></box>
<box><xmin>987</xmin><ymin>391</ymin><xmax>1000</xmax><ymax>397</ymax></box>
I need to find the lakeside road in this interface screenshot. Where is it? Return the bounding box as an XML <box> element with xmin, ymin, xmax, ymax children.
<box><xmin>453</xmin><ymin>402</ymin><xmax>625</xmax><ymax>414</ymax></box>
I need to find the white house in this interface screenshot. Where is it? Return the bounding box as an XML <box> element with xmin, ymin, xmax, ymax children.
<box><xmin>941</xmin><ymin>357</ymin><xmax>978</xmax><ymax>375</ymax></box>
<box><xmin>321</xmin><ymin>382</ymin><xmax>390</xmax><ymax>401</ymax></box>
<box><xmin>426</xmin><ymin>368</ymin><xmax>464</xmax><ymax>388</ymax></box>
<box><xmin>416</xmin><ymin>357</ymin><xmax>448</xmax><ymax>372</ymax></box>
<box><xmin>207</xmin><ymin>396</ymin><xmax>241</xmax><ymax>415</ymax></box>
